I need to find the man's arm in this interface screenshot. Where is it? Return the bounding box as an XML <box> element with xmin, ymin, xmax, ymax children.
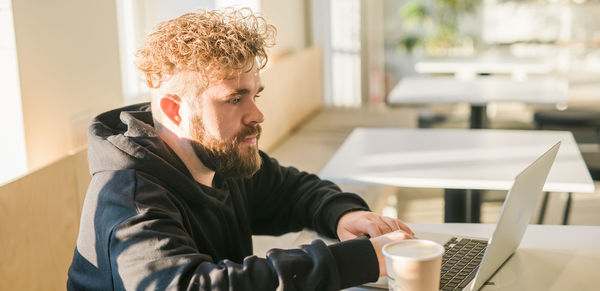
<box><xmin>246</xmin><ymin>151</ymin><xmax>371</xmax><ymax>238</ymax></box>
<box><xmin>247</xmin><ymin>152</ymin><xmax>414</xmax><ymax>240</ymax></box>
<box><xmin>107</xmin><ymin>207</ymin><xmax>380</xmax><ymax>290</ymax></box>
<box><xmin>245</xmin><ymin>152</ymin><xmax>416</xmax><ymax>277</ymax></box>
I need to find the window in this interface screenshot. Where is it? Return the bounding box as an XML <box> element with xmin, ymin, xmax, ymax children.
<box><xmin>330</xmin><ymin>0</ymin><xmax>362</xmax><ymax>107</ymax></box>
<box><xmin>0</xmin><ymin>0</ymin><xmax>27</xmax><ymax>184</ymax></box>
<box><xmin>312</xmin><ymin>0</ymin><xmax>363</xmax><ymax>107</ymax></box>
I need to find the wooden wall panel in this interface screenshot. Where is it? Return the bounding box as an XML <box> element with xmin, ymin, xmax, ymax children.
<box><xmin>0</xmin><ymin>154</ymin><xmax>80</xmax><ymax>290</ymax></box>
<box><xmin>73</xmin><ymin>149</ymin><xmax>91</xmax><ymax>216</ymax></box>
<box><xmin>260</xmin><ymin>46</ymin><xmax>323</xmax><ymax>151</ymax></box>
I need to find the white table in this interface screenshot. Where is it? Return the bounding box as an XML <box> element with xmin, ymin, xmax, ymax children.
<box><xmin>320</xmin><ymin>128</ymin><xmax>595</xmax><ymax>221</ymax></box>
<box><xmin>387</xmin><ymin>76</ymin><xmax>569</xmax><ymax>128</ymax></box>
<box><xmin>293</xmin><ymin>223</ymin><xmax>600</xmax><ymax>290</ymax></box>
<box><xmin>414</xmin><ymin>56</ymin><xmax>555</xmax><ymax>80</ymax></box>
<box><xmin>320</xmin><ymin>128</ymin><xmax>593</xmax><ymax>193</ymax></box>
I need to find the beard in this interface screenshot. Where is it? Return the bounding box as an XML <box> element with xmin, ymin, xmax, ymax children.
<box><xmin>188</xmin><ymin>114</ymin><xmax>262</xmax><ymax>179</ymax></box>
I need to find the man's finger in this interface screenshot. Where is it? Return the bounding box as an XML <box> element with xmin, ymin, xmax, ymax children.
<box><xmin>394</xmin><ymin>219</ymin><xmax>415</xmax><ymax>236</ymax></box>
<box><xmin>381</xmin><ymin>216</ymin><xmax>415</xmax><ymax>237</ymax></box>
<box><xmin>382</xmin><ymin>216</ymin><xmax>401</xmax><ymax>231</ymax></box>
<box><xmin>376</xmin><ymin>216</ymin><xmax>393</xmax><ymax>234</ymax></box>
<box><xmin>381</xmin><ymin>230</ymin><xmax>413</xmax><ymax>241</ymax></box>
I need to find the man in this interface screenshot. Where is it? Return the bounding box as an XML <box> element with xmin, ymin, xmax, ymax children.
<box><xmin>67</xmin><ymin>8</ymin><xmax>413</xmax><ymax>290</ymax></box>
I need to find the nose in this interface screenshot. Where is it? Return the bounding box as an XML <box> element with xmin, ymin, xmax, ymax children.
<box><xmin>243</xmin><ymin>99</ymin><xmax>264</xmax><ymax>126</ymax></box>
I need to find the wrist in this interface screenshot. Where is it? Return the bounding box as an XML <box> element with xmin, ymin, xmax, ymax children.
<box><xmin>331</xmin><ymin>205</ymin><xmax>371</xmax><ymax>239</ymax></box>
<box><xmin>370</xmin><ymin>237</ymin><xmax>390</xmax><ymax>277</ymax></box>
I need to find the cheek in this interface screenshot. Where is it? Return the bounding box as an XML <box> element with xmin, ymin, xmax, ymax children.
<box><xmin>199</xmin><ymin>110</ymin><xmax>236</xmax><ymax>140</ymax></box>
<box><xmin>196</xmin><ymin>98</ymin><xmax>241</xmax><ymax>141</ymax></box>
<box><xmin>198</xmin><ymin>112</ymin><xmax>221</xmax><ymax>138</ymax></box>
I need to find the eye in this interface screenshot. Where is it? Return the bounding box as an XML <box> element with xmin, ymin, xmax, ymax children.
<box><xmin>229</xmin><ymin>97</ymin><xmax>241</xmax><ymax>104</ymax></box>
<box><xmin>253</xmin><ymin>94</ymin><xmax>261</xmax><ymax>101</ymax></box>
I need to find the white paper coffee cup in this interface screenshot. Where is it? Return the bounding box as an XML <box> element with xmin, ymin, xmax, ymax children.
<box><xmin>383</xmin><ymin>239</ymin><xmax>444</xmax><ymax>291</ymax></box>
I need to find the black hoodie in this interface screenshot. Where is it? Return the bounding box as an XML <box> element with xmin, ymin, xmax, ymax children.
<box><xmin>66</xmin><ymin>103</ymin><xmax>379</xmax><ymax>290</ymax></box>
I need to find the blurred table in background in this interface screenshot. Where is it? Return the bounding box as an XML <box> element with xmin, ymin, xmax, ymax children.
<box><xmin>387</xmin><ymin>75</ymin><xmax>570</xmax><ymax>222</ymax></box>
<box><xmin>320</xmin><ymin>128</ymin><xmax>595</xmax><ymax>222</ymax></box>
<box><xmin>387</xmin><ymin>76</ymin><xmax>568</xmax><ymax>129</ymax></box>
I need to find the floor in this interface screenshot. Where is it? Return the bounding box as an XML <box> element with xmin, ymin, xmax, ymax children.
<box><xmin>253</xmin><ymin>105</ymin><xmax>600</xmax><ymax>256</ymax></box>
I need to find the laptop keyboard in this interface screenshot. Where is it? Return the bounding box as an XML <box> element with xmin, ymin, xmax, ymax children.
<box><xmin>440</xmin><ymin>237</ymin><xmax>488</xmax><ymax>291</ymax></box>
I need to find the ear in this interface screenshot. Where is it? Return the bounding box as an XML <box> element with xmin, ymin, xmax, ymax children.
<box><xmin>159</xmin><ymin>94</ymin><xmax>182</xmax><ymax>126</ymax></box>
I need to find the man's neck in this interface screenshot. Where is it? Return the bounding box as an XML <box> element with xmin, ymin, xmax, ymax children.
<box><xmin>156</xmin><ymin>128</ymin><xmax>215</xmax><ymax>187</ymax></box>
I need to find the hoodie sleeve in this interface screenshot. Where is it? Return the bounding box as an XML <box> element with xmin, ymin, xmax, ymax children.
<box><xmin>247</xmin><ymin>151</ymin><xmax>371</xmax><ymax>239</ymax></box>
<box><xmin>107</xmin><ymin>202</ymin><xmax>379</xmax><ymax>290</ymax></box>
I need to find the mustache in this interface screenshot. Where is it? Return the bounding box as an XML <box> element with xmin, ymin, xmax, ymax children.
<box><xmin>234</xmin><ymin>124</ymin><xmax>262</xmax><ymax>142</ymax></box>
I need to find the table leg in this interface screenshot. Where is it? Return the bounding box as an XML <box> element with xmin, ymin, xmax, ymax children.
<box><xmin>537</xmin><ymin>192</ymin><xmax>550</xmax><ymax>224</ymax></box>
<box><xmin>446</xmin><ymin>105</ymin><xmax>487</xmax><ymax>223</ymax></box>
<box><xmin>444</xmin><ymin>189</ymin><xmax>482</xmax><ymax>223</ymax></box>
<box><xmin>563</xmin><ymin>192</ymin><xmax>572</xmax><ymax>225</ymax></box>
<box><xmin>470</xmin><ymin>105</ymin><xmax>487</xmax><ymax>129</ymax></box>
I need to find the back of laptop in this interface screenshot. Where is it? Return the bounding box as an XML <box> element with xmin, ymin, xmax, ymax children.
<box><xmin>468</xmin><ymin>141</ymin><xmax>561</xmax><ymax>290</ymax></box>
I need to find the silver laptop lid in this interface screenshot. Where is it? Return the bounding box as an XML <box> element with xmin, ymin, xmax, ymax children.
<box><xmin>469</xmin><ymin>141</ymin><xmax>561</xmax><ymax>291</ymax></box>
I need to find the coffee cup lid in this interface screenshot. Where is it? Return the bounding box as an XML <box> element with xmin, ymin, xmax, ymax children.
<box><xmin>382</xmin><ymin>239</ymin><xmax>444</xmax><ymax>261</ymax></box>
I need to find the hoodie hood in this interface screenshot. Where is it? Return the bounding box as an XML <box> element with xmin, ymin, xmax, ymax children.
<box><xmin>87</xmin><ymin>102</ymin><xmax>193</xmax><ymax>182</ymax></box>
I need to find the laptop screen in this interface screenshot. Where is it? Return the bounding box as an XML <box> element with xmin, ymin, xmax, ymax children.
<box><xmin>470</xmin><ymin>141</ymin><xmax>560</xmax><ymax>290</ymax></box>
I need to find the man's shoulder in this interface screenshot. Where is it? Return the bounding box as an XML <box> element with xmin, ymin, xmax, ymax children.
<box><xmin>89</xmin><ymin>169</ymin><xmax>178</xmax><ymax>208</ymax></box>
<box><xmin>84</xmin><ymin>169</ymin><xmax>187</xmax><ymax>227</ymax></box>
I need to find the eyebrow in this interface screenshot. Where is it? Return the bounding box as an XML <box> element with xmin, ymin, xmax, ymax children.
<box><xmin>227</xmin><ymin>86</ymin><xmax>264</xmax><ymax>97</ymax></box>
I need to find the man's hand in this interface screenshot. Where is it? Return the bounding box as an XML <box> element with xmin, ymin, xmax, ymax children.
<box><xmin>370</xmin><ymin>231</ymin><xmax>413</xmax><ymax>277</ymax></box>
<box><xmin>337</xmin><ymin>211</ymin><xmax>415</xmax><ymax>277</ymax></box>
<box><xmin>336</xmin><ymin>210</ymin><xmax>415</xmax><ymax>241</ymax></box>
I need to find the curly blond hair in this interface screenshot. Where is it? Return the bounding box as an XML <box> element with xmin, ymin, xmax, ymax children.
<box><xmin>135</xmin><ymin>8</ymin><xmax>276</xmax><ymax>90</ymax></box>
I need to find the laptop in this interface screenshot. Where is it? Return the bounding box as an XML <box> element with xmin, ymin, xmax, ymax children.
<box><xmin>367</xmin><ymin>141</ymin><xmax>561</xmax><ymax>291</ymax></box>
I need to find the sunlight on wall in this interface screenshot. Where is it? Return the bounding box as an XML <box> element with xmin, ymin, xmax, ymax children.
<box><xmin>0</xmin><ymin>1</ymin><xmax>27</xmax><ymax>184</ymax></box>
